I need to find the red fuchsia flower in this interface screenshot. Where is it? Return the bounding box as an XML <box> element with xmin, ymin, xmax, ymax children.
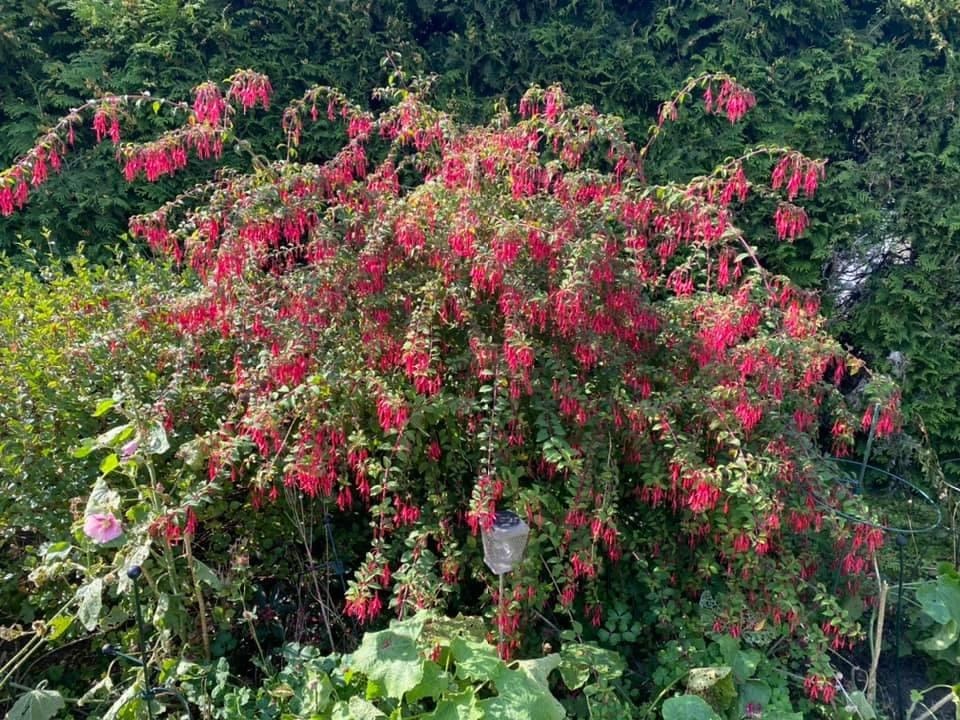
<box><xmin>585</xmin><ymin>603</ymin><xmax>603</xmax><ymax>628</ymax></box>
<box><xmin>193</xmin><ymin>82</ymin><xmax>227</xmax><ymax>126</ymax></box>
<box><xmin>227</xmin><ymin>70</ymin><xmax>272</xmax><ymax>113</ymax></box>
<box><xmin>712</xmin><ymin>79</ymin><xmax>756</xmax><ymax>123</ymax></box>
<box><xmin>793</xmin><ymin>410</ymin><xmax>817</xmax><ymax>432</ymax></box>
<box><xmin>183</xmin><ymin>507</ymin><xmax>198</xmax><ymax>537</ymax></box>
<box><xmin>543</xmin><ymin>87</ymin><xmax>564</xmax><ymax>122</ymax></box>
<box><xmin>347</xmin><ymin>115</ymin><xmax>374</xmax><ymax>140</ymax></box>
<box><xmin>687</xmin><ymin>480</ymin><xmax>721</xmax><ymax>513</ymax></box>
<box><xmin>336</xmin><ymin>485</ymin><xmax>353</xmax><ymax>511</ymax></box>
<box><xmin>830</xmin><ymin>419</ymin><xmax>854</xmax><ymax>456</ymax></box>
<box><xmin>657</xmin><ymin>101</ymin><xmax>678</xmax><ymax>127</ymax></box>
<box><xmin>344</xmin><ymin>590</ymin><xmax>383</xmax><ymax>623</ymax></box>
<box><xmin>720</xmin><ymin>163</ymin><xmax>749</xmax><ymax>206</ymax></box>
<box><xmin>875</xmin><ymin>408</ymin><xmax>897</xmax><ymax>437</ymax></box>
<box><xmin>92</xmin><ymin>108</ymin><xmax>110</xmax><ymax>143</ymax></box>
<box><xmin>862</xmin><ymin>395</ymin><xmax>900</xmax><ymax>437</ymax></box>
<box><xmin>84</xmin><ymin>512</ymin><xmax>123</xmax><ymax>544</ymax></box>
<box><xmin>734</xmin><ymin>399</ymin><xmax>763</xmax><ymax>434</ymax></box>
<box><xmin>772</xmin><ymin>153</ymin><xmax>825</xmax><ymax>201</ymax></box>
<box><xmin>803</xmin><ymin>674</ymin><xmax>837</xmax><ymax>704</ymax></box>
<box><xmin>394</xmin><ymin>496</ymin><xmax>421</xmax><ymax>526</ymax></box>
<box><xmin>732</xmin><ymin>532</ymin><xmax>751</xmax><ymax>553</ymax></box>
<box><xmin>376</xmin><ymin>395</ymin><xmax>410</xmax><ymax>432</ymax></box>
<box><xmin>30</xmin><ymin>148</ymin><xmax>48</xmax><ymax>188</ymax></box>
<box><xmin>774</xmin><ymin>202</ymin><xmax>808</xmax><ymax>241</ymax></box>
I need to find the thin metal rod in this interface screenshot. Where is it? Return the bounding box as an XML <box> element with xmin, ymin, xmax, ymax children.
<box><xmin>895</xmin><ymin>534</ymin><xmax>906</xmax><ymax>720</ymax></box>
<box><xmin>130</xmin><ymin>568</ymin><xmax>154</xmax><ymax>720</ymax></box>
<box><xmin>324</xmin><ymin>514</ymin><xmax>347</xmax><ymax>593</ymax></box>
<box><xmin>498</xmin><ymin>573</ymin><xmax>505</xmax><ymax>657</ymax></box>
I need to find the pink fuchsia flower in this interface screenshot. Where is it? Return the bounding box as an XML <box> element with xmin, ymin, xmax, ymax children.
<box><xmin>84</xmin><ymin>513</ymin><xmax>123</xmax><ymax>544</ymax></box>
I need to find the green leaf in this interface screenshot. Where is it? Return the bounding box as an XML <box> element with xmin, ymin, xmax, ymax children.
<box><xmin>85</xmin><ymin>477</ymin><xmax>121</xmax><ymax>516</ymax></box>
<box><xmin>348</xmin><ymin>614</ymin><xmax>425</xmax><ymax>699</ymax></box>
<box><xmin>6</xmin><ymin>687</ymin><xmax>65</xmax><ymax>720</ymax></box>
<box><xmin>558</xmin><ymin>658</ymin><xmax>590</xmax><ymax>690</ymax></box>
<box><xmin>92</xmin><ymin>398</ymin><xmax>116</xmax><ymax>417</ymax></box>
<box><xmin>714</xmin><ymin>635</ymin><xmax>751</xmax><ymax>679</ymax></box>
<box><xmin>76</xmin><ymin>577</ymin><xmax>103</xmax><ymax>631</ymax></box>
<box><xmin>479</xmin><ymin>663</ymin><xmax>565</xmax><ymax>720</ymax></box>
<box><xmin>686</xmin><ymin>666</ymin><xmax>736</xmax><ymax>711</ymax></box>
<box><xmin>41</xmin><ymin>541</ymin><xmax>73</xmax><ymax>561</ymax></box>
<box><xmin>99</xmin><ymin>453</ymin><xmax>119</xmax><ymax>476</ymax></box>
<box><xmin>661</xmin><ymin>694</ymin><xmax>722</xmax><ymax>720</ymax></box>
<box><xmin>102</xmin><ymin>684</ymin><xmax>139</xmax><ymax>720</ymax></box>
<box><xmin>145</xmin><ymin>423</ymin><xmax>169</xmax><ymax>455</ymax></box>
<box><xmin>46</xmin><ymin>614</ymin><xmax>73</xmax><ymax>641</ymax></box>
<box><xmin>844</xmin><ymin>690</ymin><xmax>877</xmax><ymax>720</ymax></box>
<box><xmin>193</xmin><ymin>559</ymin><xmax>223</xmax><ymax>590</ymax></box>
<box><xmin>95</xmin><ymin>424</ymin><xmax>133</xmax><ymax>449</ymax></box>
<box><xmin>918</xmin><ymin>574</ymin><xmax>960</xmax><ymax>628</ymax></box>
<box><xmin>558</xmin><ymin>643</ymin><xmax>624</xmax><ymax>690</ymax></box>
<box><xmin>450</xmin><ymin>636</ymin><xmax>504</xmax><ymax>682</ymax></box>
<box><xmin>425</xmin><ymin>689</ymin><xmax>483</xmax><ymax>720</ymax></box>
<box><xmin>152</xmin><ymin>100</ymin><xmax>161</xmax><ymax>114</ymax></box>
<box><xmin>918</xmin><ymin>619</ymin><xmax>960</xmax><ymax>653</ymax></box>
<box><xmin>738</xmin><ymin>679</ymin><xmax>771</xmax><ymax>719</ymax></box>
<box><xmin>117</xmin><ymin>538</ymin><xmax>152</xmax><ymax>593</ymax></box>
<box><xmin>406</xmin><ymin>660</ymin><xmax>450</xmax><ymax>703</ymax></box>
<box><xmin>71</xmin><ymin>437</ymin><xmax>97</xmax><ymax>458</ymax></box>
<box><xmin>331</xmin><ymin>696</ymin><xmax>385</xmax><ymax>720</ymax></box>
<box><xmin>515</xmin><ymin>653</ymin><xmax>561</xmax><ymax>687</ymax></box>
<box><xmin>422</xmin><ymin>615</ymin><xmax>487</xmax><ymax>647</ymax></box>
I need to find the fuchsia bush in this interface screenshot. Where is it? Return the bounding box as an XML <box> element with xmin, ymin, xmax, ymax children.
<box><xmin>1</xmin><ymin>70</ymin><xmax>900</xmax><ymax>697</ymax></box>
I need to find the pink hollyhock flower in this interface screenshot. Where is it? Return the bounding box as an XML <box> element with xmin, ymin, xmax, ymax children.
<box><xmin>120</xmin><ymin>439</ymin><xmax>139</xmax><ymax>460</ymax></box>
<box><xmin>84</xmin><ymin>513</ymin><xmax>123</xmax><ymax>544</ymax></box>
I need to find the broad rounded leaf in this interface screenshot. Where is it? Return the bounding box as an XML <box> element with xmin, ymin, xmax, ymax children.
<box><xmin>6</xmin><ymin>688</ymin><xmax>65</xmax><ymax>720</ymax></box>
<box><xmin>406</xmin><ymin>660</ymin><xmax>450</xmax><ymax>703</ymax></box>
<box><xmin>686</xmin><ymin>666</ymin><xmax>736</xmax><ymax>710</ymax></box>
<box><xmin>348</xmin><ymin>614</ymin><xmax>426</xmax><ymax>699</ymax></box>
<box><xmin>558</xmin><ymin>643</ymin><xmax>624</xmax><ymax>690</ymax></box>
<box><xmin>76</xmin><ymin>577</ymin><xmax>103</xmax><ymax>631</ymax></box>
<box><xmin>479</xmin><ymin>664</ymin><xmax>565</xmax><ymax>720</ymax></box>
<box><xmin>145</xmin><ymin>423</ymin><xmax>169</xmax><ymax>455</ymax></box>
<box><xmin>515</xmin><ymin>653</ymin><xmax>561</xmax><ymax>687</ymax></box>
<box><xmin>331</xmin><ymin>696</ymin><xmax>386</xmax><ymax>720</ymax></box>
<box><xmin>662</xmin><ymin>694</ymin><xmax>722</xmax><ymax>720</ymax></box>
<box><xmin>843</xmin><ymin>690</ymin><xmax>877</xmax><ymax>720</ymax></box>
<box><xmin>918</xmin><ymin>619</ymin><xmax>960</xmax><ymax>653</ymax></box>
<box><xmin>426</xmin><ymin>689</ymin><xmax>483</xmax><ymax>720</ymax></box>
<box><xmin>193</xmin><ymin>559</ymin><xmax>223</xmax><ymax>590</ymax></box>
<box><xmin>738</xmin><ymin>679</ymin><xmax>771</xmax><ymax>719</ymax></box>
<box><xmin>84</xmin><ymin>477</ymin><xmax>120</xmax><ymax>516</ymax></box>
<box><xmin>450</xmin><ymin>636</ymin><xmax>504</xmax><ymax>682</ymax></box>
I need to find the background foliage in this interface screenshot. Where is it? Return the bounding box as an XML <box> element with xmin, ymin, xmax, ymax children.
<box><xmin>2</xmin><ymin>0</ymin><xmax>959</xmax><ymax>452</ymax></box>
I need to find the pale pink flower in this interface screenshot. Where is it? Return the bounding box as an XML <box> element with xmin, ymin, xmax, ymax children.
<box><xmin>121</xmin><ymin>439</ymin><xmax>139</xmax><ymax>460</ymax></box>
<box><xmin>84</xmin><ymin>513</ymin><xmax>123</xmax><ymax>544</ymax></box>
